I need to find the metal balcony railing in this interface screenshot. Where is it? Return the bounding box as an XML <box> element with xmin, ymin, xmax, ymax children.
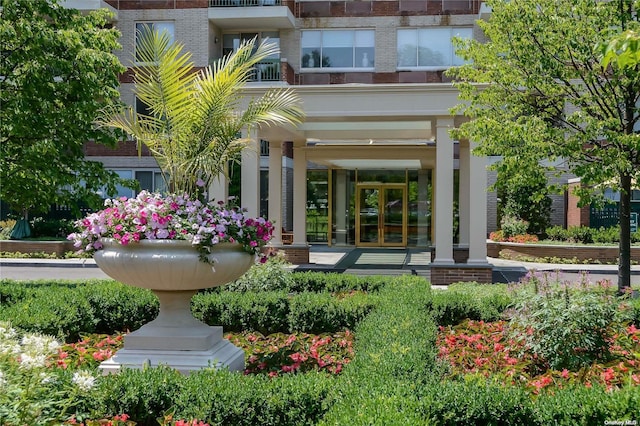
<box><xmin>209</xmin><ymin>0</ymin><xmax>281</xmax><ymax>6</ymax></box>
<box><xmin>249</xmin><ymin>60</ymin><xmax>281</xmax><ymax>82</ymax></box>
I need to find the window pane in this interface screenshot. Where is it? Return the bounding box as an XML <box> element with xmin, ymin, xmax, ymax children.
<box><xmin>397</xmin><ymin>29</ymin><xmax>417</xmax><ymax>67</ymax></box>
<box><xmin>154</xmin><ymin>172</ymin><xmax>167</xmax><ymax>194</ymax></box>
<box><xmin>354</xmin><ymin>30</ymin><xmax>374</xmax><ymax>47</ymax></box>
<box><xmin>262</xmin><ymin>31</ymin><xmax>280</xmax><ymax>59</ymax></box>
<box><xmin>301</xmin><ymin>31</ymin><xmax>321</xmax><ymax>48</ymax></box>
<box><xmin>418</xmin><ymin>28</ymin><xmax>450</xmax><ymax>66</ymax></box>
<box><xmin>323</xmin><ymin>31</ymin><xmax>352</xmax><ymax>47</ymax></box>
<box><xmin>323</xmin><ymin>47</ymin><xmax>353</xmax><ymax>67</ymax></box>
<box><xmin>105</xmin><ymin>170</ymin><xmax>134</xmax><ymax>198</ymax></box>
<box><xmin>136</xmin><ymin>171</ymin><xmax>153</xmax><ymax>193</ymax></box>
<box><xmin>356</xmin><ymin>47</ymin><xmax>374</xmax><ymax>67</ymax></box>
<box><xmin>452</xmin><ymin>27</ymin><xmax>473</xmax><ymax>65</ymax></box>
<box><xmin>154</xmin><ymin>22</ymin><xmax>175</xmax><ymax>42</ymax></box>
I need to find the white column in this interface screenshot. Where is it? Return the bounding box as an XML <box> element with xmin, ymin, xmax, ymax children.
<box><xmin>433</xmin><ymin>117</ymin><xmax>454</xmax><ymax>264</ymax></box>
<box><xmin>241</xmin><ymin>129</ymin><xmax>260</xmax><ymax>218</ymax></box>
<box><xmin>208</xmin><ymin>174</ymin><xmax>227</xmax><ymax>204</ymax></box>
<box><xmin>458</xmin><ymin>142</ymin><xmax>470</xmax><ymax>247</ymax></box>
<box><xmin>292</xmin><ymin>146</ymin><xmax>307</xmax><ymax>245</ymax></box>
<box><xmin>417</xmin><ymin>169</ymin><xmax>430</xmax><ymax>246</ymax></box>
<box><xmin>268</xmin><ymin>141</ymin><xmax>283</xmax><ymax>245</ymax></box>
<box><xmin>468</xmin><ymin>140</ymin><xmax>489</xmax><ymax>264</ymax></box>
<box><xmin>334</xmin><ymin>170</ymin><xmax>348</xmax><ymax>245</ymax></box>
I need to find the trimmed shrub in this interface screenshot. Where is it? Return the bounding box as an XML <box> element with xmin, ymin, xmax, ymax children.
<box><xmin>226</xmin><ymin>255</ymin><xmax>295</xmax><ymax>292</ymax></box>
<box><xmin>0</xmin><ymin>287</ymin><xmax>96</xmax><ymax>341</ymax></box>
<box><xmin>545</xmin><ymin>225</ymin><xmax>569</xmax><ymax>241</ymax></box>
<box><xmin>287</xmin><ymin>291</ymin><xmax>375</xmax><ymax>333</ymax></box>
<box><xmin>500</xmin><ymin>216</ymin><xmax>529</xmax><ymax>238</ymax></box>
<box><xmin>567</xmin><ymin>226</ymin><xmax>593</xmax><ymax>244</ymax></box>
<box><xmin>288</xmin><ymin>272</ymin><xmax>387</xmax><ymax>294</ymax></box>
<box><xmin>430</xmin><ymin>283</ymin><xmax>511</xmax><ymax>326</ymax></box>
<box><xmin>80</xmin><ymin>282</ymin><xmax>158</xmax><ymax>333</ymax></box>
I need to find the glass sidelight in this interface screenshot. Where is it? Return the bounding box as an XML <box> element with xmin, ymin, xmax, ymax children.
<box><xmin>356</xmin><ymin>184</ymin><xmax>406</xmax><ymax>246</ymax></box>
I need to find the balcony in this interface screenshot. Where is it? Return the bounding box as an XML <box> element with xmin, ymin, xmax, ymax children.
<box><xmin>251</xmin><ymin>60</ymin><xmax>281</xmax><ymax>82</ymax></box>
<box><xmin>208</xmin><ymin>0</ymin><xmax>295</xmax><ymax>30</ymax></box>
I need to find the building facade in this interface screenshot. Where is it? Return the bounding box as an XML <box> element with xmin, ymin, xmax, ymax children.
<box><xmin>66</xmin><ymin>0</ymin><xmax>493</xmax><ymax>284</ymax></box>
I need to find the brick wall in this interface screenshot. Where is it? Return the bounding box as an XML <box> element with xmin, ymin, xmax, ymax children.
<box><xmin>0</xmin><ymin>240</ymin><xmax>76</xmax><ymax>257</ymax></box>
<box><xmin>486</xmin><ymin>241</ymin><xmax>640</xmax><ymax>263</ymax></box>
<box><xmin>297</xmin><ymin>0</ymin><xmax>482</xmax><ymax>18</ymax></box>
<box><xmin>430</xmin><ymin>264</ymin><xmax>493</xmax><ymax>285</ymax></box>
<box><xmin>84</xmin><ymin>140</ymin><xmax>153</xmax><ymax>157</ymax></box>
<box><xmin>275</xmin><ymin>245</ymin><xmax>310</xmax><ymax>264</ymax></box>
<box><xmin>567</xmin><ymin>180</ymin><xmax>590</xmax><ymax>227</ymax></box>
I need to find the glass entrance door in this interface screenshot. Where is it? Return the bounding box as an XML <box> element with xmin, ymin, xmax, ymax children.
<box><xmin>356</xmin><ymin>184</ymin><xmax>406</xmax><ymax>247</ymax></box>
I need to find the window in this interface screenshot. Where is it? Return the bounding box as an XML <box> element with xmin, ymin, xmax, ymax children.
<box><xmin>135</xmin><ymin>22</ymin><xmax>175</xmax><ymax>63</ymax></box>
<box><xmin>99</xmin><ymin>170</ymin><xmax>166</xmax><ymax>199</ymax></box>
<box><xmin>301</xmin><ymin>30</ymin><xmax>374</xmax><ymax>70</ymax></box>
<box><xmin>397</xmin><ymin>27</ymin><xmax>472</xmax><ymax>69</ymax></box>
<box><xmin>222</xmin><ymin>32</ymin><xmax>280</xmax><ymax>81</ymax></box>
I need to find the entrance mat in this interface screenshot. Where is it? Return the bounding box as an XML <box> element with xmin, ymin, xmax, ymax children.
<box><xmin>335</xmin><ymin>248</ymin><xmax>428</xmax><ymax>269</ymax></box>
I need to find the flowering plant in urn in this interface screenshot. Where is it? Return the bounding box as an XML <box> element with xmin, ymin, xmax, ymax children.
<box><xmin>65</xmin><ymin>29</ymin><xmax>303</xmax><ymax>374</ymax></box>
<box><xmin>68</xmin><ymin>190</ymin><xmax>274</xmax><ymax>265</ymax></box>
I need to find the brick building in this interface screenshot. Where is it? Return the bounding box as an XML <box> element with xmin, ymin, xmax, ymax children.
<box><xmin>65</xmin><ymin>0</ymin><xmax>497</xmax><ymax>284</ymax></box>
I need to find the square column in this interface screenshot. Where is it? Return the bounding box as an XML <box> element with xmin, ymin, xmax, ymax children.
<box><xmin>268</xmin><ymin>141</ymin><xmax>283</xmax><ymax>246</ymax></box>
<box><xmin>286</xmin><ymin>145</ymin><xmax>309</xmax><ymax>264</ymax></box>
<box><xmin>458</xmin><ymin>142</ymin><xmax>470</xmax><ymax>247</ymax></box>
<box><xmin>433</xmin><ymin>117</ymin><xmax>455</xmax><ymax>264</ymax></box>
<box><xmin>241</xmin><ymin>129</ymin><xmax>260</xmax><ymax>218</ymax></box>
<box><xmin>208</xmin><ymin>173</ymin><xmax>228</xmax><ymax>204</ymax></box>
<box><xmin>468</xmin><ymin>140</ymin><xmax>489</xmax><ymax>264</ymax></box>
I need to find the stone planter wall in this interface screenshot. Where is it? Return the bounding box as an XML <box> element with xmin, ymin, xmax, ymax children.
<box><xmin>487</xmin><ymin>241</ymin><xmax>640</xmax><ymax>263</ymax></box>
<box><xmin>0</xmin><ymin>240</ymin><xmax>76</xmax><ymax>256</ymax></box>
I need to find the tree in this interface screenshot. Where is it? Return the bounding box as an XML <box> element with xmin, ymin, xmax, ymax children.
<box><xmin>100</xmin><ymin>30</ymin><xmax>304</xmax><ymax>197</ymax></box>
<box><xmin>495</xmin><ymin>159</ymin><xmax>552</xmax><ymax>236</ymax></box>
<box><xmin>448</xmin><ymin>0</ymin><xmax>640</xmax><ymax>292</ymax></box>
<box><xmin>0</xmin><ymin>0</ymin><xmax>134</xmax><ymax>228</ymax></box>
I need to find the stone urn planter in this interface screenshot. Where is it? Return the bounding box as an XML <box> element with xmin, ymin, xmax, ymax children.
<box><xmin>94</xmin><ymin>238</ymin><xmax>254</xmax><ymax>374</ymax></box>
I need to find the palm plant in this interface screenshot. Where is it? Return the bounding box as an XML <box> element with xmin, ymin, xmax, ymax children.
<box><xmin>99</xmin><ymin>29</ymin><xmax>304</xmax><ymax>196</ymax></box>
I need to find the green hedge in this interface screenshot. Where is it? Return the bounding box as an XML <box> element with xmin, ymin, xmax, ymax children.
<box><xmin>430</xmin><ymin>282</ymin><xmax>512</xmax><ymax>326</ymax></box>
<box><xmin>3</xmin><ymin>276</ymin><xmax>639</xmax><ymax>425</ymax></box>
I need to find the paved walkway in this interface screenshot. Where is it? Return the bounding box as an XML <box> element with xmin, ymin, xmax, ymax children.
<box><xmin>1</xmin><ymin>246</ymin><xmax>639</xmax><ymax>285</ymax></box>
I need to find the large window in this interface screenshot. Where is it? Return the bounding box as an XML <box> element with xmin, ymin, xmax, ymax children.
<box><xmin>99</xmin><ymin>170</ymin><xmax>166</xmax><ymax>199</ymax></box>
<box><xmin>301</xmin><ymin>30</ymin><xmax>375</xmax><ymax>70</ymax></box>
<box><xmin>397</xmin><ymin>27</ymin><xmax>472</xmax><ymax>69</ymax></box>
<box><xmin>223</xmin><ymin>32</ymin><xmax>280</xmax><ymax>81</ymax></box>
<box><xmin>135</xmin><ymin>22</ymin><xmax>175</xmax><ymax>63</ymax></box>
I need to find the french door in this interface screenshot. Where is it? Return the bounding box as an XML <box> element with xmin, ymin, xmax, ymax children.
<box><xmin>356</xmin><ymin>184</ymin><xmax>406</xmax><ymax>247</ymax></box>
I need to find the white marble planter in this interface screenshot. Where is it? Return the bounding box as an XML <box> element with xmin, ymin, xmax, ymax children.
<box><xmin>94</xmin><ymin>238</ymin><xmax>254</xmax><ymax>374</ymax></box>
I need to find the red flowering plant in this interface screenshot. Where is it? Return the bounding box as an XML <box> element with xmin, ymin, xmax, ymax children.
<box><xmin>437</xmin><ymin>319</ymin><xmax>640</xmax><ymax>394</ymax></box>
<box><xmin>52</xmin><ymin>333</ymin><xmax>124</xmax><ymax>370</ymax></box>
<box><xmin>68</xmin><ymin>190</ymin><xmax>275</xmax><ymax>264</ymax></box>
<box><xmin>226</xmin><ymin>330</ymin><xmax>355</xmax><ymax>377</ymax></box>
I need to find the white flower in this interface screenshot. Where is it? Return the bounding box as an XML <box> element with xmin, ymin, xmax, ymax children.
<box><xmin>72</xmin><ymin>371</ymin><xmax>96</xmax><ymax>391</ymax></box>
<box><xmin>0</xmin><ymin>342</ymin><xmax>21</xmax><ymax>356</ymax></box>
<box><xmin>19</xmin><ymin>353</ymin><xmax>47</xmax><ymax>369</ymax></box>
<box><xmin>21</xmin><ymin>334</ymin><xmax>60</xmax><ymax>356</ymax></box>
<box><xmin>0</xmin><ymin>323</ymin><xmax>17</xmax><ymax>341</ymax></box>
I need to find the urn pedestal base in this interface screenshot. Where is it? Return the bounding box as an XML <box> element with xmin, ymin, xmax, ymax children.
<box><xmin>99</xmin><ymin>339</ymin><xmax>245</xmax><ymax>375</ymax></box>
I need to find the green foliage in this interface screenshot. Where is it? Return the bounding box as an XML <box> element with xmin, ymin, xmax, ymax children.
<box><xmin>287</xmin><ymin>292</ymin><xmax>375</xmax><ymax>333</ymax></box>
<box><xmin>0</xmin><ymin>280</ymin><xmax>157</xmax><ymax>340</ymax></box>
<box><xmin>507</xmin><ymin>273</ymin><xmax>633</xmax><ymax>370</ymax></box>
<box><xmin>0</xmin><ymin>288</ymin><xmax>96</xmax><ymax>341</ymax></box>
<box><xmin>288</xmin><ymin>272</ymin><xmax>387</xmax><ymax>293</ymax></box>
<box><xmin>225</xmin><ymin>255</ymin><xmax>295</xmax><ymax>292</ymax></box>
<box><xmin>319</xmin><ymin>276</ymin><xmax>437</xmax><ymax>425</ymax></box>
<box><xmin>545</xmin><ymin>225</ymin><xmax>570</xmax><ymax>242</ymax></box>
<box><xmin>500</xmin><ymin>215</ymin><xmax>530</xmax><ymax>238</ymax></box>
<box><xmin>192</xmin><ymin>290</ymin><xmax>375</xmax><ymax>334</ymax></box>
<box><xmin>566</xmin><ymin>226</ymin><xmax>594</xmax><ymax>244</ymax></box>
<box><xmin>101</xmin><ymin>29</ymin><xmax>304</xmax><ymax>195</ymax></box>
<box><xmin>29</xmin><ymin>217</ymin><xmax>75</xmax><ymax>239</ymax></box>
<box><xmin>496</xmin><ymin>161</ymin><xmax>553</xmax><ymax>236</ymax></box>
<box><xmin>430</xmin><ymin>283</ymin><xmax>511</xmax><ymax>326</ymax></box>
<box><xmin>448</xmin><ymin>0</ymin><xmax>640</xmax><ymax>289</ymax></box>
<box><xmin>0</xmin><ymin>0</ymin><xmax>133</xmax><ymax>215</ymax></box>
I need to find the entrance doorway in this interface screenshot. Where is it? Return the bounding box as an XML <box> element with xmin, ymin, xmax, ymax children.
<box><xmin>356</xmin><ymin>184</ymin><xmax>406</xmax><ymax>247</ymax></box>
